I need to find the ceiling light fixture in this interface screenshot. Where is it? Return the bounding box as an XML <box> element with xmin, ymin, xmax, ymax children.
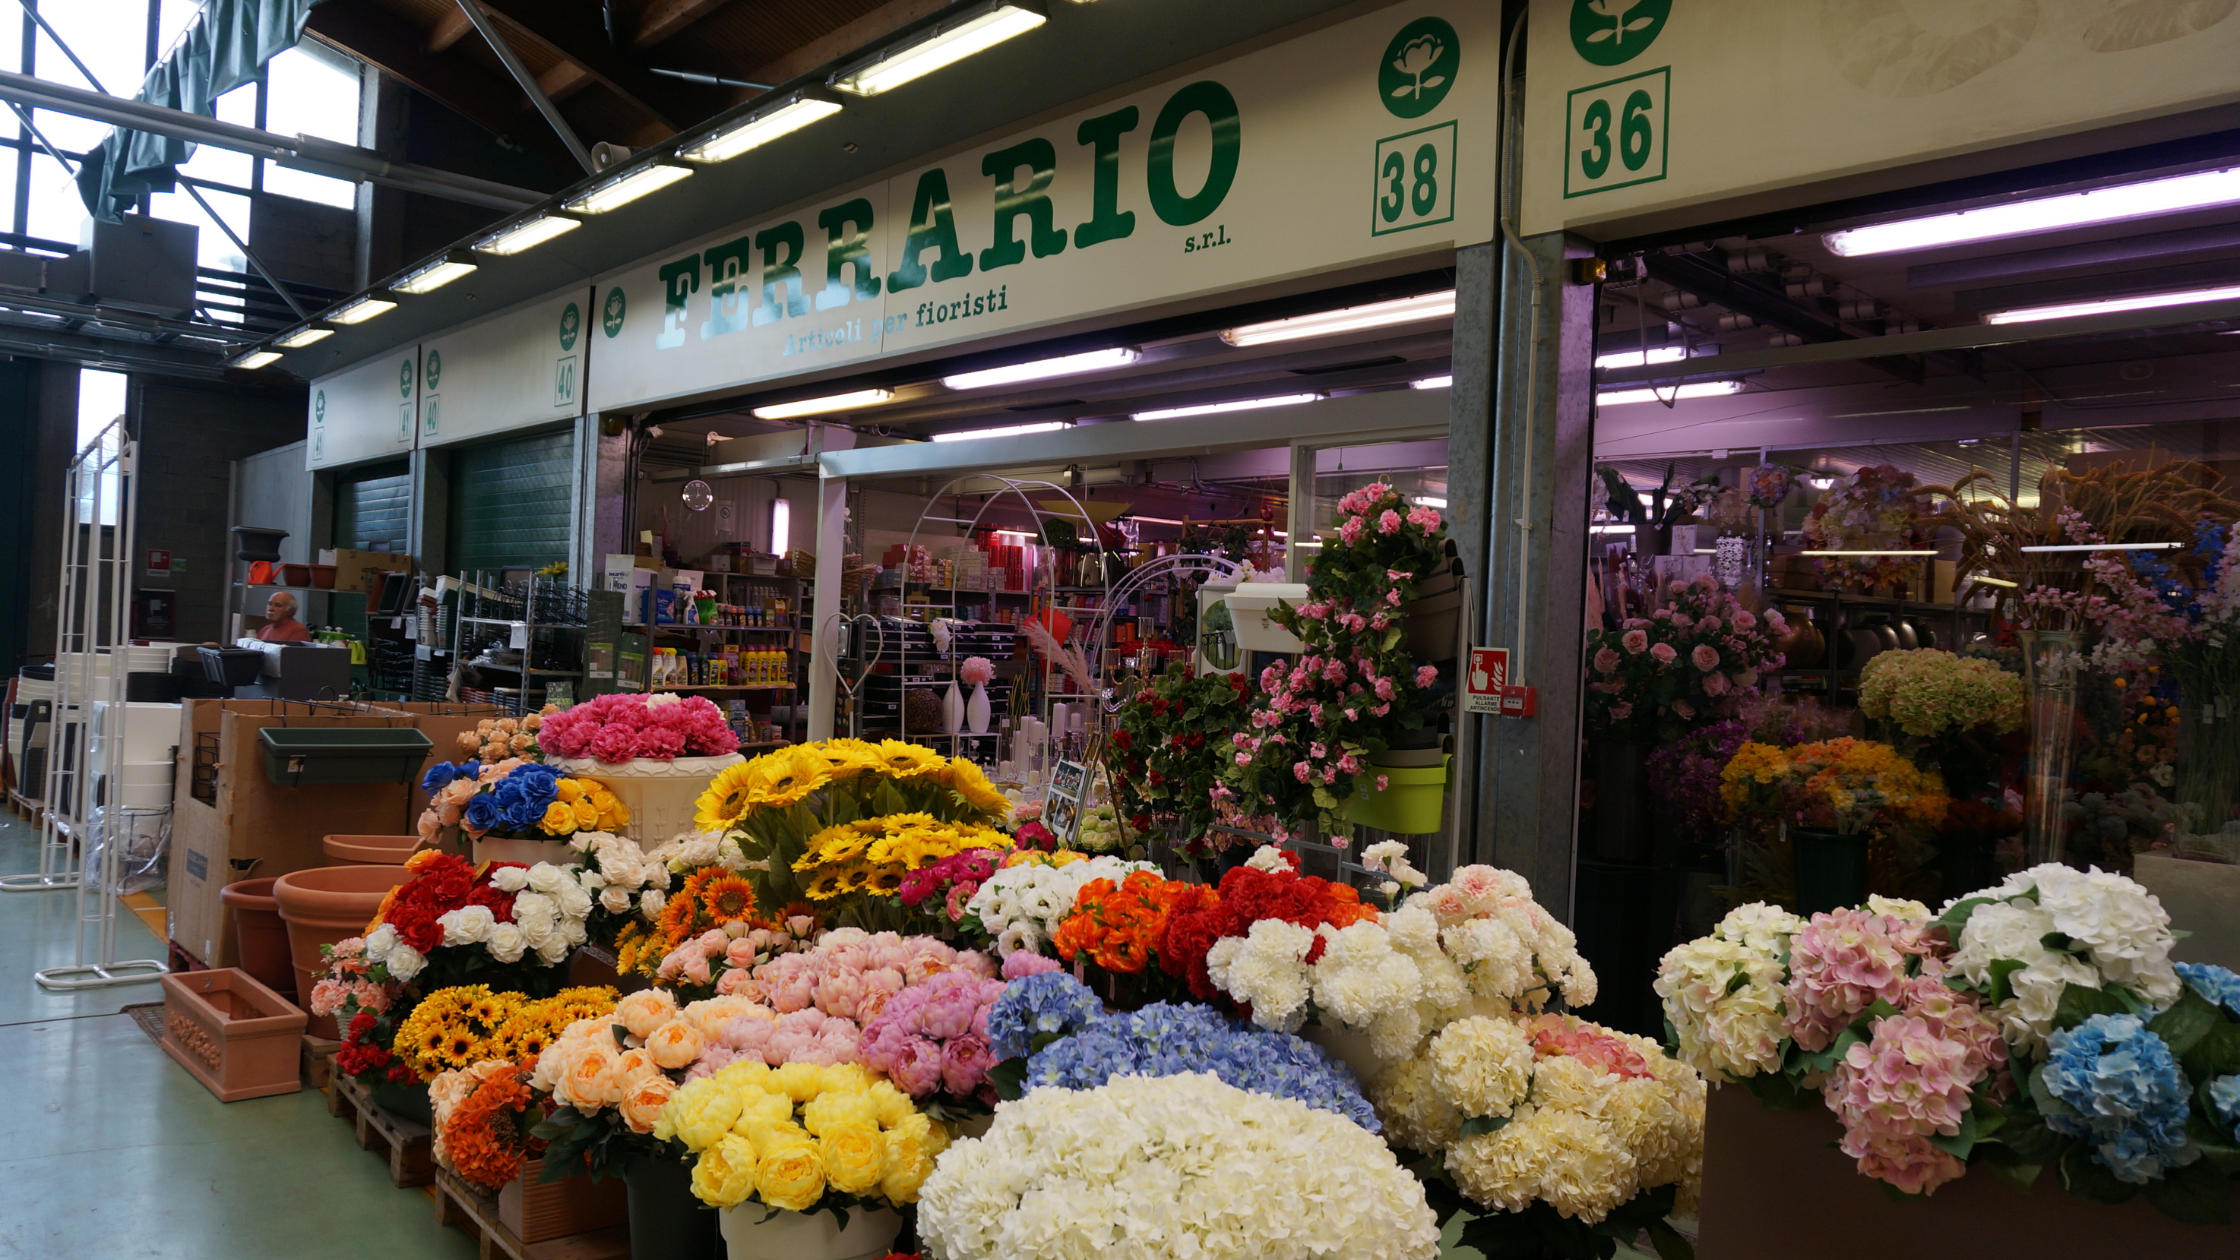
<box><xmin>751</xmin><ymin>388</ymin><xmax>896</xmax><ymax>420</ymax></box>
<box><xmin>1416</xmin><ymin>496</ymin><xmax>1448</xmax><ymax>508</ymax></box>
<box><xmin>329</xmin><ymin>292</ymin><xmax>397</xmax><ymax>325</ymax></box>
<box><xmin>1799</xmin><ymin>549</ymin><xmax>1940</xmax><ymax>557</ymax></box>
<box><xmin>1132</xmin><ymin>393</ymin><xmax>1322</xmax><ymax>421</ymax></box>
<box><xmin>1127</xmin><ymin>515</ymin><xmax>1185</xmax><ymax>525</ymax></box>
<box><xmin>393</xmin><ymin>250</ymin><xmax>479</xmax><ymax>295</ymax></box>
<box><xmin>1982</xmin><ymin>282</ymin><xmax>2240</xmax><ymax>325</ymax></box>
<box><xmin>1408</xmin><ymin>374</ymin><xmax>1454</xmax><ymax>390</ymax></box>
<box><xmin>564</xmin><ymin>162</ymin><xmax>693</xmax><ymax>215</ymax></box>
<box><xmin>1825</xmin><ymin>166</ymin><xmax>2240</xmax><ymax>257</ymax></box>
<box><xmin>1973</xmin><ymin>576</ymin><xmax>2021</xmax><ymax>588</ymax></box>
<box><xmin>1589</xmin><ymin>524</ymin><xmax>1636</xmax><ymax>534</ymax></box>
<box><xmin>231</xmin><ymin>349</ymin><xmax>282</xmax><ymax>370</ymax></box>
<box><xmin>1595</xmin><ymin>380</ymin><xmax>1744</xmax><ymax>406</ymax></box>
<box><xmin>477</xmin><ymin>213</ymin><xmax>581</xmax><ymax>256</ymax></box>
<box><xmin>1593</xmin><ymin>345</ymin><xmax>1689</xmax><ymax>369</ymax></box>
<box><xmin>831</xmin><ymin>3</ymin><xmax>1046</xmax><ymax>96</ymax></box>
<box><xmin>275</xmin><ymin>324</ymin><xmax>332</xmax><ymax>348</ymax></box>
<box><xmin>942</xmin><ymin>347</ymin><xmax>1139</xmax><ymax>390</ymax></box>
<box><xmin>2017</xmin><ymin>541</ymin><xmax>2184</xmax><ymax>553</ymax></box>
<box><xmin>681</xmin><ymin>94</ymin><xmax>844</xmax><ymax>162</ymax></box>
<box><xmin>929</xmin><ymin>421</ymin><xmax>1070</xmax><ymax>442</ymax></box>
<box><xmin>1220</xmin><ymin>290</ymin><xmax>1456</xmax><ymax>347</ymax></box>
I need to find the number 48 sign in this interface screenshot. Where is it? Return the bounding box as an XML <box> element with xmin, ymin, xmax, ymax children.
<box><xmin>1563</xmin><ymin>66</ymin><xmax>1668</xmax><ymax>198</ymax></box>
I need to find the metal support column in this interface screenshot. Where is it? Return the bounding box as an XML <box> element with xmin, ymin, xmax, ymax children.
<box><xmin>1284</xmin><ymin>442</ymin><xmax>1317</xmax><ymax>576</ymax></box>
<box><xmin>1447</xmin><ymin>240</ymin><xmax>1498</xmax><ymax>868</ymax></box>
<box><xmin>805</xmin><ymin>473</ymin><xmax>849</xmax><ymax>741</ymax></box>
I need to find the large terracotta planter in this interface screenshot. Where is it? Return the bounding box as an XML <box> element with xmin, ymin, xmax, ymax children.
<box><xmin>719</xmin><ymin>1202</ymin><xmax>900</xmax><ymax>1260</ymax></box>
<box><xmin>159</xmin><ymin>968</ymin><xmax>307</xmax><ymax>1102</ymax></box>
<box><xmin>217</xmin><ymin>877</ymin><xmax>295</xmax><ymax>996</ymax></box>
<box><xmin>557</xmin><ymin>753</ymin><xmax>742</xmax><ymax>845</ymax></box>
<box><xmin>1696</xmin><ymin>1085</ymin><xmax>2240</xmax><ymax>1258</ymax></box>
<box><xmin>272</xmin><ymin>864</ymin><xmax>409</xmax><ymax>1038</ymax></box>
<box><xmin>322</xmin><ymin>834</ymin><xmax>420</xmax><ymax>865</ymax></box>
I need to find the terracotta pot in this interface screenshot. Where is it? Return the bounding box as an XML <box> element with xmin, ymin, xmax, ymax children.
<box><xmin>159</xmin><ymin>968</ymin><xmax>307</xmax><ymax>1103</ymax></box>
<box><xmin>217</xmin><ymin>877</ymin><xmax>295</xmax><ymax>997</ymax></box>
<box><xmin>272</xmin><ymin>864</ymin><xmax>409</xmax><ymax>1038</ymax></box>
<box><xmin>322</xmin><ymin>834</ymin><xmax>420</xmax><ymax>865</ymax></box>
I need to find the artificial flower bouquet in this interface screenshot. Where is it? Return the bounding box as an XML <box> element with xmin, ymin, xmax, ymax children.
<box><xmin>1048</xmin><ymin>866</ymin><xmax>1218</xmax><ymax>1005</ymax></box>
<box><xmin>343</xmin><ymin>983</ymin><xmax>613</xmax><ymax>1092</ymax></box>
<box><xmin>1225</xmin><ymin>479</ymin><xmax>1452</xmax><ymax>837</ymax></box>
<box><xmin>1857</xmin><ymin>649</ymin><xmax>2026</xmax><ymax>745</ymax></box>
<box><xmin>568</xmin><ymin>829</ymin><xmax>674</xmax><ymax>948</ymax></box>
<box><xmin>694</xmin><ymin>739</ymin><xmax>1011</xmax><ymax>919</ymax></box>
<box><xmin>535</xmin><ymin>691</ymin><xmax>742</xmax><ymax>764</ymax></box>
<box><xmin>1803</xmin><ymin>463</ymin><xmax>1935</xmax><ymax>592</ymax></box>
<box><xmin>1585</xmin><ymin>574</ymin><xmax>1788</xmax><ymax>744</ymax></box>
<box><xmin>917</xmin><ymin>1073</ymin><xmax>1442</xmax><ymax>1260</ymax></box>
<box><xmin>1107</xmin><ymin>663</ymin><xmax>1255</xmax><ymax>852</ymax></box>
<box><xmin>360</xmin><ymin>851</ymin><xmax>599</xmax><ymax>988</ymax></box>
<box><xmin>1372</xmin><ymin>1012</ymin><xmax>1705</xmax><ymax>1260</ymax></box>
<box><xmin>614</xmin><ymin>862</ymin><xmax>813</xmax><ymax>987</ymax></box>
<box><xmin>965</xmin><ymin>851</ymin><xmax>1157</xmax><ymax>958</ymax></box>
<box><xmin>789</xmin><ymin>813</ymin><xmax>1013</xmax><ymax>930</ymax></box>
<box><xmin>416</xmin><ymin>758</ymin><xmax>629</xmax><ymax>849</ymax></box>
<box><xmin>1655</xmin><ymin>867</ymin><xmax>2240</xmax><ymax>1221</ymax></box>
<box><xmin>1719</xmin><ymin>737</ymin><xmax>1949</xmax><ymax>836</ymax></box>
<box><xmin>431</xmin><ymin>1059</ymin><xmax>547</xmax><ymax>1194</ymax></box>
<box><xmin>655</xmin><ymin>1061</ymin><xmax>947</xmax><ymax>1218</ymax></box>
<box><xmin>452</xmin><ymin>708</ymin><xmax>554</xmax><ymax>764</ymax></box>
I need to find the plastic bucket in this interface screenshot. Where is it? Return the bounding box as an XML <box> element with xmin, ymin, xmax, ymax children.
<box><xmin>1340</xmin><ymin>755</ymin><xmax>1451</xmax><ymax>834</ymax></box>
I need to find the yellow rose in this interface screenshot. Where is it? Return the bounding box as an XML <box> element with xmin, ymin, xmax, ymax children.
<box><xmin>646</xmin><ymin>1019</ymin><xmax>706</xmax><ymax>1071</ymax></box>
<box><xmin>618</xmin><ymin>1072</ymin><xmax>677</xmax><ymax>1135</ymax></box>
<box><xmin>556</xmin><ymin>778</ymin><xmax>588</xmax><ymax>803</ymax></box>
<box><xmin>690</xmin><ymin>1134</ymin><xmax>760</xmax><ymax>1209</ymax></box>
<box><xmin>755</xmin><ymin>1141</ymin><xmax>827</xmax><ymax>1213</ymax></box>
<box><xmin>802</xmin><ymin>1089</ymin><xmax>879</xmax><ymax>1136</ymax></box>
<box><xmin>660</xmin><ymin>1079</ymin><xmax>745</xmax><ymax>1152</ymax></box>
<box><xmin>573</xmin><ymin>799</ymin><xmax>600</xmax><ymax>829</ymax></box>
<box><xmin>879</xmin><ymin>1112</ymin><xmax>945</xmax><ymax>1204</ymax></box>
<box><xmin>820</xmin><ymin>1121</ymin><xmax>886</xmax><ymax>1195</ymax></box>
<box><xmin>540</xmin><ymin>800</ymin><xmax>579</xmax><ymax>835</ymax></box>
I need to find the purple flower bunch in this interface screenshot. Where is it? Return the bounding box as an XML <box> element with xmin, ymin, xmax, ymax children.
<box><xmin>859</xmin><ymin>970</ymin><xmax>1007</xmax><ymax>1103</ymax></box>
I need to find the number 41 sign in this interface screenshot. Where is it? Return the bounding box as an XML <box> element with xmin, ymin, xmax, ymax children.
<box><xmin>1563</xmin><ymin>65</ymin><xmax>1668</xmax><ymax>199</ymax></box>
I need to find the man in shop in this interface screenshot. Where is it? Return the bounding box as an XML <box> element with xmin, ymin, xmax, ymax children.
<box><xmin>256</xmin><ymin>591</ymin><xmax>313</xmax><ymax>643</ymax></box>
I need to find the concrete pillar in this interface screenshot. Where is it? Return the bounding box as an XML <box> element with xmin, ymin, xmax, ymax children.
<box><xmin>805</xmin><ymin>473</ymin><xmax>848</xmax><ymax>740</ymax></box>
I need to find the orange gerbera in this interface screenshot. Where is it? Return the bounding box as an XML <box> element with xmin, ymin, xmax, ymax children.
<box><xmin>698</xmin><ymin>872</ymin><xmax>760</xmax><ymax>924</ymax></box>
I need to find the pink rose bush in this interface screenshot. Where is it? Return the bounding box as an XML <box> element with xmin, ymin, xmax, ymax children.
<box><xmin>536</xmin><ymin>692</ymin><xmax>740</xmax><ymax>763</ymax></box>
<box><xmin>1585</xmin><ymin>574</ymin><xmax>1785</xmax><ymax>743</ymax></box>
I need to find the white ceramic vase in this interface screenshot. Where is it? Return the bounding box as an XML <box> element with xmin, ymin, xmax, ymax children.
<box><xmin>966</xmin><ymin>682</ymin><xmax>992</xmax><ymax>734</ymax></box>
<box><xmin>719</xmin><ymin>1202</ymin><xmax>901</xmax><ymax>1260</ymax></box>
<box><xmin>942</xmin><ymin>682</ymin><xmax>966</xmax><ymax>735</ymax></box>
<box><xmin>556</xmin><ymin>752</ymin><xmax>744</xmax><ymax>844</ymax></box>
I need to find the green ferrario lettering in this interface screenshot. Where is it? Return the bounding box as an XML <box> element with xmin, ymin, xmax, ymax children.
<box><xmin>887</xmin><ymin>168</ymin><xmax>975</xmax><ymax>293</ymax></box>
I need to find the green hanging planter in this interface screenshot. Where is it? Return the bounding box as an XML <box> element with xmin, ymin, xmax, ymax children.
<box><xmin>1341</xmin><ymin>755</ymin><xmax>1451</xmax><ymax>834</ymax></box>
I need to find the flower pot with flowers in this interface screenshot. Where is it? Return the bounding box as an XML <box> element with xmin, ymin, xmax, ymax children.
<box><xmin>1719</xmin><ymin>738</ymin><xmax>1949</xmax><ymax>915</ymax></box>
<box><xmin>1225</xmin><ymin>481</ymin><xmax>1454</xmax><ymax>839</ymax></box>
<box><xmin>1802</xmin><ymin>464</ymin><xmax>1935</xmax><ymax>594</ymax></box>
<box><xmin>418</xmin><ymin>758</ymin><xmax>630</xmax><ymax>866</ymax></box>
<box><xmin>537</xmin><ymin>692</ymin><xmax>745</xmax><ymax>844</ymax></box>
<box><xmin>1107</xmin><ymin>662</ymin><xmax>1255</xmax><ymax>859</ymax></box>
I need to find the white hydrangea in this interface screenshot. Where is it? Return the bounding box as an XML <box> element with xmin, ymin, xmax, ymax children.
<box><xmin>1946</xmin><ymin>863</ymin><xmax>2181</xmax><ymax>1051</ymax></box>
<box><xmin>1653</xmin><ymin>902</ymin><xmax>1796</xmax><ymax>1082</ymax></box>
<box><xmin>1310</xmin><ymin>921</ymin><xmax>1423</xmax><ymax>1030</ymax></box>
<box><xmin>917</xmin><ymin>1073</ymin><xmax>1442</xmax><ymax>1260</ymax></box>
<box><xmin>1206</xmin><ymin>919</ymin><xmax>1318</xmax><ymax>1032</ymax></box>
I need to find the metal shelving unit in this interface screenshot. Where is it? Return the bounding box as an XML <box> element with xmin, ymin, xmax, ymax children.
<box><xmin>642</xmin><ymin>572</ymin><xmax>810</xmax><ymax>748</ymax></box>
<box><xmin>449</xmin><ymin>572</ymin><xmax>587</xmax><ymax>715</ymax></box>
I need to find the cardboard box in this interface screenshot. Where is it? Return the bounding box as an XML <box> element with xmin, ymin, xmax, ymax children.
<box><xmin>317</xmin><ymin>548</ymin><xmax>409</xmax><ymax>594</ymax></box>
<box><xmin>167</xmin><ymin>700</ymin><xmax>415</xmax><ymax>969</ymax></box>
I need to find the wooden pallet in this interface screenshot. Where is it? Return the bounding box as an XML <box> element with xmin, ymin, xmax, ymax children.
<box><xmin>331</xmin><ymin>1074</ymin><xmax>435</xmax><ymax>1188</ymax></box>
<box><xmin>5</xmin><ymin>790</ymin><xmax>43</xmax><ymax>824</ymax></box>
<box><xmin>432</xmin><ymin>1171</ymin><xmax>630</xmax><ymax>1260</ymax></box>
<box><xmin>301</xmin><ymin>1034</ymin><xmax>340</xmax><ymax>1091</ymax></box>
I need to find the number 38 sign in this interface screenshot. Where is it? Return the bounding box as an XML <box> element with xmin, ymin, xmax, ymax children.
<box><xmin>1563</xmin><ymin>66</ymin><xmax>1668</xmax><ymax>198</ymax></box>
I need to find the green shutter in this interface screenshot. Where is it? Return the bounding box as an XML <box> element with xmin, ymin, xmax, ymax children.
<box><xmin>448</xmin><ymin>430</ymin><xmax>574</xmax><ymax>575</ymax></box>
<box><xmin>333</xmin><ymin>460</ymin><xmax>410</xmax><ymax>552</ymax></box>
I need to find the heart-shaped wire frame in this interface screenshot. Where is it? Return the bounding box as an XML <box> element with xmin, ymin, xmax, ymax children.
<box><xmin>824</xmin><ymin>611</ymin><xmax>886</xmax><ymax>706</ymax></box>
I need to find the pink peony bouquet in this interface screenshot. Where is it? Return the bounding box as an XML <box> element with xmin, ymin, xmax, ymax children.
<box><xmin>654</xmin><ymin>914</ymin><xmax>819</xmax><ymax>1001</ymax></box>
<box><xmin>859</xmin><ymin>969</ymin><xmax>1007</xmax><ymax>1105</ymax></box>
<box><xmin>536</xmin><ymin>692</ymin><xmax>740</xmax><ymax>763</ymax></box>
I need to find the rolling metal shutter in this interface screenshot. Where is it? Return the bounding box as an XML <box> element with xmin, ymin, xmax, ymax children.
<box><xmin>447</xmin><ymin>429</ymin><xmax>573</xmax><ymax>575</ymax></box>
<box><xmin>332</xmin><ymin>460</ymin><xmax>410</xmax><ymax>553</ymax></box>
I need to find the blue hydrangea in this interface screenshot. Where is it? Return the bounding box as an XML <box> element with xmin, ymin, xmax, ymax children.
<box><xmin>421</xmin><ymin>759</ymin><xmax>477</xmax><ymax>794</ymax></box>
<box><xmin>1004</xmin><ymin>976</ymin><xmax>1379</xmax><ymax>1132</ymax></box>
<box><xmin>2177</xmin><ymin>962</ymin><xmax>2240</xmax><ymax>1018</ymax></box>
<box><xmin>2042</xmin><ymin>1014</ymin><xmax>2198</xmax><ymax>1184</ymax></box>
<box><xmin>2212</xmin><ymin>1076</ymin><xmax>2240</xmax><ymax>1143</ymax></box>
<box><xmin>986</xmin><ymin>972</ymin><xmax>1104</xmax><ymax>1059</ymax></box>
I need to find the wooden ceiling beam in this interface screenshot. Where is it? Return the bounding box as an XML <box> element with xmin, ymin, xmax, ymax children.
<box><xmin>536</xmin><ymin>61</ymin><xmax>596</xmax><ymax>103</ymax></box>
<box><xmin>631</xmin><ymin>0</ymin><xmax>735</xmax><ymax>49</ymax></box>
<box><xmin>467</xmin><ymin>0</ymin><xmax>706</xmax><ymax>136</ymax></box>
<box><xmin>427</xmin><ymin>8</ymin><xmax>475</xmax><ymax>54</ymax></box>
<box><xmin>727</xmin><ymin>0</ymin><xmax>950</xmax><ymax>108</ymax></box>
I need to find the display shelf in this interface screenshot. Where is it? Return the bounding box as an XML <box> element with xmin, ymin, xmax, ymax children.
<box><xmin>650</xmin><ymin>622</ymin><xmax>798</xmax><ymax>633</ymax></box>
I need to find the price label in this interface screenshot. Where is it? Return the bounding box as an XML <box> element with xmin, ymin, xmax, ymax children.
<box><xmin>1564</xmin><ymin>66</ymin><xmax>1669</xmax><ymax>199</ymax></box>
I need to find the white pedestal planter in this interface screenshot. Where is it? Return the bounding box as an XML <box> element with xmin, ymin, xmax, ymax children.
<box><xmin>557</xmin><ymin>753</ymin><xmax>744</xmax><ymax>845</ymax></box>
<box><xmin>719</xmin><ymin>1202</ymin><xmax>902</xmax><ymax>1260</ymax></box>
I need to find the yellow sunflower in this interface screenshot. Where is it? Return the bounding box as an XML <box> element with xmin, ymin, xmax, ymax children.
<box><xmin>746</xmin><ymin>746</ymin><xmax>835</xmax><ymax>809</ymax></box>
<box><xmin>868</xmin><ymin>867</ymin><xmax>905</xmax><ymax>894</ymax></box>
<box><xmin>804</xmin><ymin>867</ymin><xmax>851</xmax><ymax>901</ymax></box>
<box><xmin>871</xmin><ymin>740</ymin><xmax>947</xmax><ymax>779</ymax></box>
<box><xmin>816</xmin><ymin>739</ymin><xmax>886</xmax><ymax>780</ymax></box>
<box><xmin>941</xmin><ymin>758</ymin><xmax>1012</xmax><ymax>821</ymax></box>
<box><xmin>695</xmin><ymin>760</ymin><xmax>762</xmax><ymax>831</ymax></box>
<box><xmin>835</xmin><ymin>862</ymin><xmax>875</xmax><ymax>894</ymax></box>
<box><xmin>700</xmin><ymin>872</ymin><xmax>760</xmax><ymax>924</ymax></box>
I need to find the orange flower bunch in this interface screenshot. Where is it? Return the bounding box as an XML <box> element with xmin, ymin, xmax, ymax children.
<box><xmin>1053</xmin><ymin>871</ymin><xmax>1215</xmax><ymax>976</ymax></box>
<box><xmin>432</xmin><ymin>1060</ymin><xmax>545</xmax><ymax>1195</ymax></box>
<box><xmin>616</xmin><ymin>868</ymin><xmax>815</xmax><ymax>979</ymax></box>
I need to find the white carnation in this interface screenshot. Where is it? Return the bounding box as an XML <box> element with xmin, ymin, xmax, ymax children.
<box><xmin>1244</xmin><ymin>844</ymin><xmax>1292</xmax><ymax>873</ymax></box>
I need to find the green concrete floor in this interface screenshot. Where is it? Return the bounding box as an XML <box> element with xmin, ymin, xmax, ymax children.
<box><xmin>0</xmin><ymin>813</ymin><xmax>474</xmax><ymax>1259</ymax></box>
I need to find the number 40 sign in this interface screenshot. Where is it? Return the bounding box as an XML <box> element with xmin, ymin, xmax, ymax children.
<box><xmin>1563</xmin><ymin>65</ymin><xmax>1668</xmax><ymax>199</ymax></box>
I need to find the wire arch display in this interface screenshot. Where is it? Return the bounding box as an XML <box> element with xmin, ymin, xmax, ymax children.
<box><xmin>1080</xmin><ymin>552</ymin><xmax>1249</xmax><ymax>713</ymax></box>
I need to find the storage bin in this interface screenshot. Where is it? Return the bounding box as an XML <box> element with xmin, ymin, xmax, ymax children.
<box><xmin>158</xmin><ymin>968</ymin><xmax>308</xmax><ymax>1102</ymax></box>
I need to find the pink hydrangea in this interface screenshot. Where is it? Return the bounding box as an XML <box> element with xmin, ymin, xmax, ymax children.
<box><xmin>1823</xmin><ymin>1013</ymin><xmax>1974</xmax><ymax>1195</ymax></box>
<box><xmin>1782</xmin><ymin>909</ymin><xmax>1932</xmax><ymax>1052</ymax></box>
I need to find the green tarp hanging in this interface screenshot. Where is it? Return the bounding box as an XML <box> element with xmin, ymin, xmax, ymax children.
<box><xmin>75</xmin><ymin>0</ymin><xmax>331</xmax><ymax>223</ymax></box>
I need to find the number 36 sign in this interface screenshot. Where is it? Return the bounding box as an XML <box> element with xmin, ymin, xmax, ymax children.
<box><xmin>1564</xmin><ymin>65</ymin><xmax>1668</xmax><ymax>199</ymax></box>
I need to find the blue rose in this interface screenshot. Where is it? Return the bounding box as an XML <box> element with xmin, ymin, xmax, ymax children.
<box><xmin>421</xmin><ymin>759</ymin><xmax>477</xmax><ymax>794</ymax></box>
<box><xmin>464</xmin><ymin>792</ymin><xmax>506</xmax><ymax>832</ymax></box>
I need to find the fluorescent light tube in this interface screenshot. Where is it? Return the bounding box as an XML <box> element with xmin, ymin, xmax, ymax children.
<box><xmin>1594</xmin><ymin>345</ymin><xmax>1688</xmax><ymax>369</ymax></box>
<box><xmin>2017</xmin><ymin>541</ymin><xmax>2184</xmax><ymax>553</ymax></box>
<box><xmin>565</xmin><ymin>163</ymin><xmax>693</xmax><ymax>214</ymax></box>
<box><xmin>1221</xmin><ymin>291</ymin><xmax>1455</xmax><ymax>347</ymax></box>
<box><xmin>1596</xmin><ymin>380</ymin><xmax>1744</xmax><ymax>405</ymax></box>
<box><xmin>943</xmin><ymin>347</ymin><xmax>1139</xmax><ymax>390</ymax></box>
<box><xmin>394</xmin><ymin>251</ymin><xmax>478</xmax><ymax>294</ymax></box>
<box><xmin>993</xmin><ymin>529</ymin><xmax>1037</xmax><ymax>540</ymax></box>
<box><xmin>478</xmin><ymin>213</ymin><xmax>581</xmax><ymax>255</ymax></box>
<box><xmin>1825</xmin><ymin>166</ymin><xmax>2240</xmax><ymax>257</ymax></box>
<box><xmin>1973</xmin><ymin>576</ymin><xmax>2020</xmax><ymax>588</ymax></box>
<box><xmin>1133</xmin><ymin>393</ymin><xmax>1322</xmax><ymax>421</ymax></box>
<box><xmin>275</xmin><ymin>325</ymin><xmax>332</xmax><ymax>348</ymax></box>
<box><xmin>1799</xmin><ymin>549</ymin><xmax>1939</xmax><ymax>557</ymax></box>
<box><xmin>1409</xmin><ymin>375</ymin><xmax>1453</xmax><ymax>390</ymax></box>
<box><xmin>682</xmin><ymin>95</ymin><xmax>844</xmax><ymax>162</ymax></box>
<box><xmin>930</xmin><ymin>421</ymin><xmax>1069</xmax><ymax>442</ymax></box>
<box><xmin>330</xmin><ymin>293</ymin><xmax>397</xmax><ymax>325</ymax></box>
<box><xmin>751</xmin><ymin>388</ymin><xmax>895</xmax><ymax>420</ymax></box>
<box><xmin>1416</xmin><ymin>496</ymin><xmax>1448</xmax><ymax>508</ymax></box>
<box><xmin>231</xmin><ymin>349</ymin><xmax>282</xmax><ymax>370</ymax></box>
<box><xmin>832</xmin><ymin>4</ymin><xmax>1046</xmax><ymax>96</ymax></box>
<box><xmin>1127</xmin><ymin>516</ymin><xmax>1186</xmax><ymax>525</ymax></box>
<box><xmin>1590</xmin><ymin>524</ymin><xmax>1636</xmax><ymax>534</ymax></box>
<box><xmin>1982</xmin><ymin>282</ymin><xmax>2240</xmax><ymax>325</ymax></box>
